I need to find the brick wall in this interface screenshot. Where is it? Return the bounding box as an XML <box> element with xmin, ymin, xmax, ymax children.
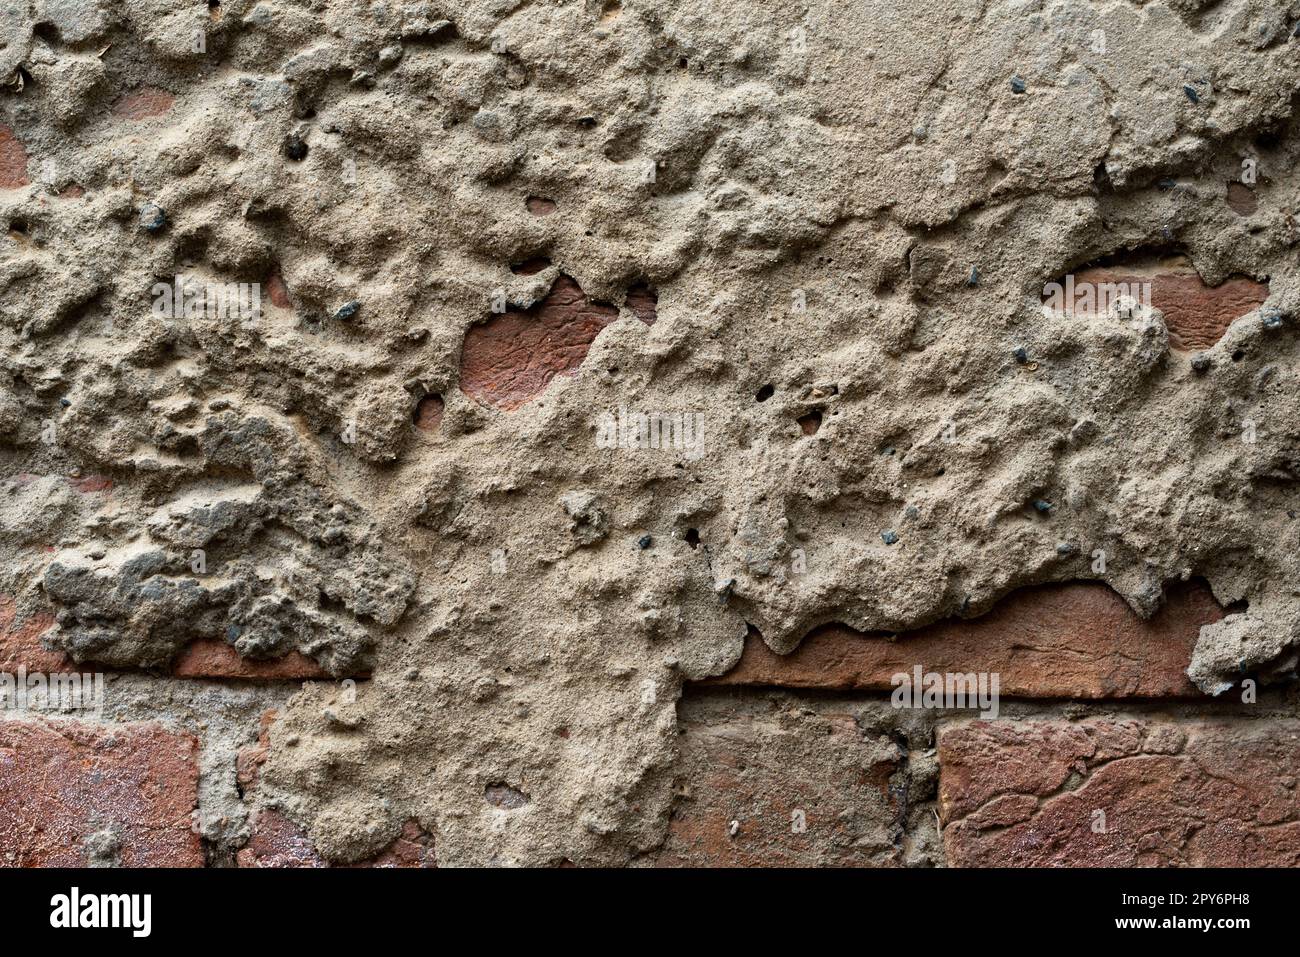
<box><xmin>3</xmin><ymin>575</ymin><xmax>1287</xmax><ymax>867</ymax></box>
<box><xmin>653</xmin><ymin>578</ymin><xmax>1293</xmax><ymax>868</ymax></box>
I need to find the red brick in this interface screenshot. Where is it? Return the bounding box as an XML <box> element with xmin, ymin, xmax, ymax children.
<box><xmin>171</xmin><ymin>638</ymin><xmax>340</xmax><ymax>680</ymax></box>
<box><xmin>235</xmin><ymin>709</ymin><xmax>277</xmax><ymax>791</ymax></box>
<box><xmin>707</xmin><ymin>581</ymin><xmax>1220</xmax><ymax>698</ymax></box>
<box><xmin>413</xmin><ymin>394</ymin><xmax>444</xmax><ymax>432</ymax></box>
<box><xmin>0</xmin><ymin>595</ymin><xmax>71</xmax><ymax>673</ymax></box>
<box><xmin>460</xmin><ymin>274</ymin><xmax>618</xmax><ymax>410</ymax></box>
<box><xmin>0</xmin><ymin>719</ymin><xmax>202</xmax><ymax>867</ymax></box>
<box><xmin>1046</xmin><ymin>257</ymin><xmax>1268</xmax><ymax>350</ymax></box>
<box><xmin>625</xmin><ymin>283</ymin><xmax>657</xmax><ymax>324</ymax></box>
<box><xmin>237</xmin><ymin>810</ymin><xmax>436</xmax><ymax>867</ymax></box>
<box><xmin>111</xmin><ymin>87</ymin><xmax>175</xmax><ymax>120</ymax></box>
<box><xmin>9</xmin><ymin>472</ymin><xmax>111</xmax><ymax>494</ymax></box>
<box><xmin>650</xmin><ymin>695</ymin><xmax>903</xmax><ymax>866</ymax></box>
<box><xmin>266</xmin><ymin>270</ymin><xmax>292</xmax><ymax>309</ymax></box>
<box><xmin>1226</xmin><ymin>182</ymin><xmax>1257</xmax><ymax>216</ymax></box>
<box><xmin>3</xmin><ymin>601</ymin><xmax>343</xmax><ymax>681</ymax></box>
<box><xmin>68</xmin><ymin>474</ymin><xmax>112</xmax><ymax>494</ymax></box>
<box><xmin>939</xmin><ymin>718</ymin><xmax>1300</xmax><ymax>866</ymax></box>
<box><xmin>510</xmin><ymin>256</ymin><xmax>551</xmax><ymax>276</ymax></box>
<box><xmin>0</xmin><ymin>126</ymin><xmax>28</xmax><ymax>189</ymax></box>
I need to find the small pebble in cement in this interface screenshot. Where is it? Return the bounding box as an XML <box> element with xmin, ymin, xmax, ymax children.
<box><xmin>139</xmin><ymin>203</ymin><xmax>166</xmax><ymax>232</ymax></box>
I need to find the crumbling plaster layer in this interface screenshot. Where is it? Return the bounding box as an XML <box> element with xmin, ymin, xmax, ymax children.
<box><xmin>2</xmin><ymin>0</ymin><xmax>1299</xmax><ymax>863</ymax></box>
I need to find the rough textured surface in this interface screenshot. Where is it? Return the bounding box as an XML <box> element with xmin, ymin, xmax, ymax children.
<box><xmin>0</xmin><ymin>593</ymin><xmax>67</xmax><ymax>672</ymax></box>
<box><xmin>238</xmin><ymin>811</ymin><xmax>436</xmax><ymax>867</ymax></box>
<box><xmin>1062</xmin><ymin>256</ymin><xmax>1270</xmax><ymax>350</ymax></box>
<box><xmin>650</xmin><ymin>691</ymin><xmax>905</xmax><ymax>866</ymax></box>
<box><xmin>0</xmin><ymin>124</ymin><xmax>27</xmax><ymax>189</ymax></box>
<box><xmin>460</xmin><ymin>274</ymin><xmax>621</xmax><ymax>410</ymax></box>
<box><xmin>707</xmin><ymin>580</ymin><xmax>1224</xmax><ymax>698</ymax></box>
<box><xmin>940</xmin><ymin>718</ymin><xmax>1300</xmax><ymax>867</ymax></box>
<box><xmin>0</xmin><ymin>718</ymin><xmax>202</xmax><ymax>867</ymax></box>
<box><xmin>2</xmin><ymin>0</ymin><xmax>1300</xmax><ymax>868</ymax></box>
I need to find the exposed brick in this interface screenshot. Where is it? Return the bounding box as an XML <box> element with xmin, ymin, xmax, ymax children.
<box><xmin>9</xmin><ymin>472</ymin><xmax>112</xmax><ymax>495</ymax></box>
<box><xmin>0</xmin><ymin>125</ymin><xmax>29</xmax><ymax>189</ymax></box>
<box><xmin>68</xmin><ymin>474</ymin><xmax>113</xmax><ymax>494</ymax></box>
<box><xmin>939</xmin><ymin>718</ymin><xmax>1300</xmax><ymax>867</ymax></box>
<box><xmin>484</xmin><ymin>782</ymin><xmax>530</xmax><ymax>808</ymax></box>
<box><xmin>706</xmin><ymin>581</ymin><xmax>1220</xmax><ymax>698</ymax></box>
<box><xmin>237</xmin><ymin>810</ymin><xmax>436</xmax><ymax>867</ymax></box>
<box><xmin>625</xmin><ymin>282</ymin><xmax>658</xmax><ymax>324</ymax></box>
<box><xmin>0</xmin><ymin>719</ymin><xmax>202</xmax><ymax>867</ymax></box>
<box><xmin>526</xmin><ymin>195</ymin><xmax>557</xmax><ymax>215</ymax></box>
<box><xmin>171</xmin><ymin>638</ymin><xmax>338</xmax><ymax>680</ymax></box>
<box><xmin>1047</xmin><ymin>257</ymin><xmax>1269</xmax><ymax>350</ymax></box>
<box><xmin>112</xmin><ymin>87</ymin><xmax>176</xmax><ymax>120</ymax></box>
<box><xmin>510</xmin><ymin>256</ymin><xmax>551</xmax><ymax>275</ymax></box>
<box><xmin>235</xmin><ymin>708</ymin><xmax>277</xmax><ymax>792</ymax></box>
<box><xmin>1226</xmin><ymin>181</ymin><xmax>1257</xmax><ymax>216</ymax></box>
<box><xmin>3</xmin><ymin>600</ymin><xmax>341</xmax><ymax>681</ymax></box>
<box><xmin>0</xmin><ymin>595</ymin><xmax>70</xmax><ymax>673</ymax></box>
<box><xmin>460</xmin><ymin>274</ymin><xmax>619</xmax><ymax>410</ymax></box>
<box><xmin>413</xmin><ymin>393</ymin><xmax>444</xmax><ymax>432</ymax></box>
<box><xmin>266</xmin><ymin>270</ymin><xmax>292</xmax><ymax>309</ymax></box>
<box><xmin>650</xmin><ymin>695</ymin><xmax>902</xmax><ymax>866</ymax></box>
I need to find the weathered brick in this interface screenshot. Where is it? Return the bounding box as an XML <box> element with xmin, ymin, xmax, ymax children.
<box><xmin>413</xmin><ymin>393</ymin><xmax>444</xmax><ymax>432</ymax></box>
<box><xmin>706</xmin><ymin>581</ymin><xmax>1220</xmax><ymax>698</ymax></box>
<box><xmin>266</xmin><ymin>270</ymin><xmax>292</xmax><ymax>309</ymax></box>
<box><xmin>649</xmin><ymin>694</ymin><xmax>903</xmax><ymax>867</ymax></box>
<box><xmin>1226</xmin><ymin>181</ymin><xmax>1257</xmax><ymax>216</ymax></box>
<box><xmin>237</xmin><ymin>810</ymin><xmax>436</xmax><ymax>867</ymax></box>
<box><xmin>235</xmin><ymin>707</ymin><xmax>435</xmax><ymax>866</ymax></box>
<box><xmin>68</xmin><ymin>473</ymin><xmax>113</xmax><ymax>494</ymax></box>
<box><xmin>235</xmin><ymin>709</ymin><xmax>277</xmax><ymax>791</ymax></box>
<box><xmin>0</xmin><ymin>719</ymin><xmax>202</xmax><ymax>867</ymax></box>
<box><xmin>3</xmin><ymin>599</ymin><xmax>340</xmax><ymax>681</ymax></box>
<box><xmin>0</xmin><ymin>595</ymin><xmax>70</xmax><ymax>673</ymax></box>
<box><xmin>112</xmin><ymin>87</ymin><xmax>176</xmax><ymax>120</ymax></box>
<box><xmin>0</xmin><ymin>125</ymin><xmax>28</xmax><ymax>189</ymax></box>
<box><xmin>1048</xmin><ymin>258</ymin><xmax>1269</xmax><ymax>350</ymax></box>
<box><xmin>511</xmin><ymin>256</ymin><xmax>551</xmax><ymax>275</ymax></box>
<box><xmin>171</xmin><ymin>638</ymin><xmax>338</xmax><ymax>680</ymax></box>
<box><xmin>939</xmin><ymin>718</ymin><xmax>1300</xmax><ymax>867</ymax></box>
<box><xmin>460</xmin><ymin>274</ymin><xmax>618</xmax><ymax>410</ymax></box>
<box><xmin>625</xmin><ymin>283</ymin><xmax>658</xmax><ymax>324</ymax></box>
